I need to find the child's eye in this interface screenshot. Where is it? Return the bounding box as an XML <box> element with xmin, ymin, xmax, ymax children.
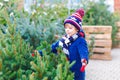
<box><xmin>64</xmin><ymin>24</ymin><xmax>74</xmax><ymax>29</ymax></box>
<box><xmin>69</xmin><ymin>26</ymin><xmax>73</xmax><ymax>29</ymax></box>
<box><xmin>64</xmin><ymin>26</ymin><xmax>68</xmax><ymax>29</ymax></box>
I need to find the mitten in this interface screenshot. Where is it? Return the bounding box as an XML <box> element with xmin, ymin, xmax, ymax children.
<box><xmin>80</xmin><ymin>59</ymin><xmax>87</xmax><ymax>72</ymax></box>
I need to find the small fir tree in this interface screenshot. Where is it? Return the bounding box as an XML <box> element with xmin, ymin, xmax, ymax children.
<box><xmin>30</xmin><ymin>41</ymin><xmax>74</xmax><ymax>80</ymax></box>
<box><xmin>0</xmin><ymin>6</ymin><xmax>33</xmax><ymax>79</ymax></box>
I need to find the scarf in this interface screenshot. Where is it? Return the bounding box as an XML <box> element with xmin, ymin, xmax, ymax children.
<box><xmin>58</xmin><ymin>30</ymin><xmax>85</xmax><ymax>59</ymax></box>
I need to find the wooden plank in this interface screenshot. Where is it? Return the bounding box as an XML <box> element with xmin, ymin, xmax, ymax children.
<box><xmin>90</xmin><ymin>54</ymin><xmax>112</xmax><ymax>60</ymax></box>
<box><xmin>115</xmin><ymin>37</ymin><xmax>120</xmax><ymax>40</ymax></box>
<box><xmin>83</xmin><ymin>26</ymin><xmax>112</xmax><ymax>34</ymax></box>
<box><xmin>114</xmin><ymin>43</ymin><xmax>120</xmax><ymax>48</ymax></box>
<box><xmin>115</xmin><ymin>33</ymin><xmax>120</xmax><ymax>40</ymax></box>
<box><xmin>86</xmin><ymin>34</ymin><xmax>111</xmax><ymax>40</ymax></box>
<box><xmin>92</xmin><ymin>47</ymin><xmax>111</xmax><ymax>54</ymax></box>
<box><xmin>87</xmin><ymin>40</ymin><xmax>112</xmax><ymax>47</ymax></box>
<box><xmin>94</xmin><ymin>40</ymin><xmax>112</xmax><ymax>47</ymax></box>
<box><xmin>116</xmin><ymin>21</ymin><xmax>120</xmax><ymax>27</ymax></box>
<box><xmin>116</xmin><ymin>33</ymin><xmax>120</xmax><ymax>37</ymax></box>
<box><xmin>118</xmin><ymin>28</ymin><xmax>120</xmax><ymax>32</ymax></box>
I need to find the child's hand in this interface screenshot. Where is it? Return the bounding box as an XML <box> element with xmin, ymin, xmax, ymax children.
<box><xmin>80</xmin><ymin>63</ymin><xmax>87</xmax><ymax>72</ymax></box>
<box><xmin>80</xmin><ymin>59</ymin><xmax>87</xmax><ymax>72</ymax></box>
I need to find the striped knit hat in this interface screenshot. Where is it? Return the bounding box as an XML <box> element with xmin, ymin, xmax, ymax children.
<box><xmin>64</xmin><ymin>8</ymin><xmax>85</xmax><ymax>31</ymax></box>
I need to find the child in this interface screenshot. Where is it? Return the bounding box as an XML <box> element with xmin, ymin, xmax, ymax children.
<box><xmin>51</xmin><ymin>8</ymin><xmax>89</xmax><ymax>80</ymax></box>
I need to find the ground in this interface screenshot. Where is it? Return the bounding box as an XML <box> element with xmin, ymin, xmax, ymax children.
<box><xmin>86</xmin><ymin>48</ymin><xmax>120</xmax><ymax>80</ymax></box>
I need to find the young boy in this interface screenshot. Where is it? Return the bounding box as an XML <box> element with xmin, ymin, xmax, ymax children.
<box><xmin>51</xmin><ymin>8</ymin><xmax>89</xmax><ymax>80</ymax></box>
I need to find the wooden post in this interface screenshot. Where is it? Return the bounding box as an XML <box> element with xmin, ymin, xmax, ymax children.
<box><xmin>83</xmin><ymin>26</ymin><xmax>112</xmax><ymax>60</ymax></box>
<box><xmin>17</xmin><ymin>0</ymin><xmax>24</xmax><ymax>10</ymax></box>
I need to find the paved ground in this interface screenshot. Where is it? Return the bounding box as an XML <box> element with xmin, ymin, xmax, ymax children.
<box><xmin>86</xmin><ymin>48</ymin><xmax>120</xmax><ymax>80</ymax></box>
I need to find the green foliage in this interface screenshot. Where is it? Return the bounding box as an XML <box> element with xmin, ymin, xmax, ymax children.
<box><xmin>15</xmin><ymin>4</ymin><xmax>69</xmax><ymax>49</ymax></box>
<box><xmin>83</xmin><ymin>1</ymin><xmax>113</xmax><ymax>25</ymax></box>
<box><xmin>0</xmin><ymin>0</ymin><xmax>66</xmax><ymax>49</ymax></box>
<box><xmin>29</xmin><ymin>41</ymin><xmax>74</xmax><ymax>80</ymax></box>
<box><xmin>0</xmin><ymin>0</ymin><xmax>19</xmax><ymax>33</ymax></box>
<box><xmin>0</xmin><ymin>17</ymin><xmax>33</xmax><ymax>80</ymax></box>
<box><xmin>88</xmin><ymin>36</ymin><xmax>95</xmax><ymax>57</ymax></box>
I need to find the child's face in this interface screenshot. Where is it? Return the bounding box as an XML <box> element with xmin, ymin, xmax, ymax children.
<box><xmin>64</xmin><ymin>23</ymin><xmax>78</xmax><ymax>37</ymax></box>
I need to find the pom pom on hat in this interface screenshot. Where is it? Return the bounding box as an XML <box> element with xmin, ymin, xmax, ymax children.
<box><xmin>76</xmin><ymin>8</ymin><xmax>85</xmax><ymax>18</ymax></box>
<box><xmin>64</xmin><ymin>8</ymin><xmax>85</xmax><ymax>31</ymax></box>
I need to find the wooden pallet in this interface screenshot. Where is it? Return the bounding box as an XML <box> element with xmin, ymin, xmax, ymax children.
<box><xmin>114</xmin><ymin>22</ymin><xmax>120</xmax><ymax>48</ymax></box>
<box><xmin>83</xmin><ymin>26</ymin><xmax>112</xmax><ymax>60</ymax></box>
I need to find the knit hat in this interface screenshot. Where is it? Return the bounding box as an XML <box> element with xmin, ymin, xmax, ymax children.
<box><xmin>64</xmin><ymin>8</ymin><xmax>85</xmax><ymax>31</ymax></box>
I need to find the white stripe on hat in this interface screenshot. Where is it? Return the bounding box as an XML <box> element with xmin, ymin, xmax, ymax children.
<box><xmin>72</xmin><ymin>13</ymin><xmax>82</xmax><ymax>20</ymax></box>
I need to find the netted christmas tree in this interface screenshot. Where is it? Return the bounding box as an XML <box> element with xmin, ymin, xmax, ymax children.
<box><xmin>29</xmin><ymin>41</ymin><xmax>74</xmax><ymax>80</ymax></box>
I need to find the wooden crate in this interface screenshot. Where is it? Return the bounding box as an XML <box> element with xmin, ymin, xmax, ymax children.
<box><xmin>114</xmin><ymin>22</ymin><xmax>120</xmax><ymax>48</ymax></box>
<box><xmin>83</xmin><ymin>26</ymin><xmax>112</xmax><ymax>60</ymax></box>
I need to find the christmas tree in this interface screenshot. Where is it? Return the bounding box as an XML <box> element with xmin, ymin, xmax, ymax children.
<box><xmin>0</xmin><ymin>4</ymin><xmax>33</xmax><ymax>79</ymax></box>
<box><xmin>29</xmin><ymin>41</ymin><xmax>74</xmax><ymax>80</ymax></box>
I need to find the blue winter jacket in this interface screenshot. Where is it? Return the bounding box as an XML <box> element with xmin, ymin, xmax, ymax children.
<box><xmin>51</xmin><ymin>37</ymin><xmax>89</xmax><ymax>80</ymax></box>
